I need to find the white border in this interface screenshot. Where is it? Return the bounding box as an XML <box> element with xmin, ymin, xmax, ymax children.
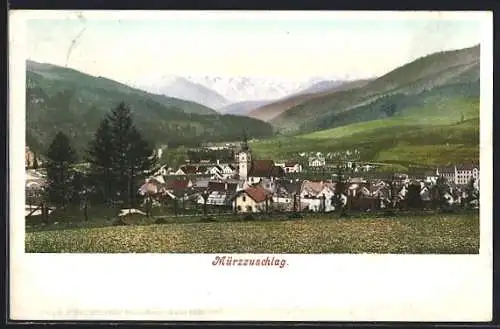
<box><xmin>9</xmin><ymin>11</ymin><xmax>493</xmax><ymax>321</ymax></box>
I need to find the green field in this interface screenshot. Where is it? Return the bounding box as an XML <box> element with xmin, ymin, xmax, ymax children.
<box><xmin>26</xmin><ymin>212</ymin><xmax>479</xmax><ymax>254</ymax></box>
<box><xmin>250</xmin><ymin>97</ymin><xmax>479</xmax><ymax>168</ymax></box>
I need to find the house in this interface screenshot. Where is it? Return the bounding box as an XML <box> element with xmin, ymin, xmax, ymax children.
<box><xmin>346</xmin><ymin>183</ymin><xmax>371</xmax><ymax>198</ymax></box>
<box><xmin>25</xmin><ymin>171</ymin><xmax>46</xmax><ymax>206</ymax></box>
<box><xmin>275</xmin><ymin>180</ymin><xmax>302</xmax><ymax>198</ymax></box>
<box><xmin>138</xmin><ymin>177</ymin><xmax>175</xmax><ymax>200</ymax></box>
<box><xmin>138</xmin><ymin>176</ymin><xmax>193</xmax><ymax>200</ymax></box>
<box><xmin>207</xmin><ymin>164</ymin><xmax>236</xmax><ymax>180</ymax></box>
<box><xmin>308</xmin><ymin>156</ymin><xmax>326</xmax><ymax>167</ymax></box>
<box><xmin>232</xmin><ymin>186</ymin><xmax>271</xmax><ymax>213</ymax></box>
<box><xmin>305</xmin><ymin>186</ymin><xmax>336</xmax><ymax>212</ymax></box>
<box><xmin>359</xmin><ymin>164</ymin><xmax>376</xmax><ymax>172</ymax></box>
<box><xmin>298</xmin><ymin>180</ymin><xmax>336</xmax><ymax>212</ymax></box>
<box><xmin>300</xmin><ymin>180</ymin><xmax>325</xmax><ymax>199</ymax></box>
<box><xmin>197</xmin><ymin>181</ymin><xmax>238</xmax><ymax>207</ymax></box>
<box><xmin>436</xmin><ymin>164</ymin><xmax>479</xmax><ymax>185</ymax></box>
<box><xmin>370</xmin><ymin>182</ymin><xmax>391</xmax><ymax>202</ymax></box>
<box><xmin>276</xmin><ymin>161</ymin><xmax>303</xmax><ymax>173</ymax></box>
<box><xmin>285</xmin><ymin>161</ymin><xmax>302</xmax><ymax>173</ymax></box>
<box><xmin>247</xmin><ymin>160</ymin><xmax>285</xmax><ymax>184</ymax></box>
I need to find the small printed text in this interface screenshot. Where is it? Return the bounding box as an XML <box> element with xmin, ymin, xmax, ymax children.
<box><xmin>212</xmin><ymin>255</ymin><xmax>288</xmax><ymax>268</ymax></box>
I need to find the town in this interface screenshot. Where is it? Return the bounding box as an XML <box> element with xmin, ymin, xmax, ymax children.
<box><xmin>25</xmin><ymin>134</ymin><xmax>480</xmax><ymax>221</ymax></box>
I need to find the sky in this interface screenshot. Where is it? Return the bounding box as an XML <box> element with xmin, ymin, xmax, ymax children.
<box><xmin>24</xmin><ymin>11</ymin><xmax>483</xmax><ymax>84</ymax></box>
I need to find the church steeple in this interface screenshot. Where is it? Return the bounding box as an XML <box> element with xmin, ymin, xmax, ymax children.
<box><xmin>241</xmin><ymin>130</ymin><xmax>249</xmax><ymax>152</ymax></box>
<box><xmin>238</xmin><ymin>130</ymin><xmax>251</xmax><ymax>180</ymax></box>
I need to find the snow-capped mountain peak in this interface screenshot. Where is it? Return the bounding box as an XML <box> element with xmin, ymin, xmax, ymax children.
<box><xmin>132</xmin><ymin>74</ymin><xmax>347</xmax><ymax>110</ymax></box>
<box><xmin>184</xmin><ymin>76</ymin><xmax>326</xmax><ymax>103</ymax></box>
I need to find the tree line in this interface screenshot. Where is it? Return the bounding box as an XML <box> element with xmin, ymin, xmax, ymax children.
<box><xmin>42</xmin><ymin>102</ymin><xmax>157</xmax><ymax>212</ymax></box>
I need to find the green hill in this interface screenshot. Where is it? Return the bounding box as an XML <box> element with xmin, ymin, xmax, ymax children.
<box><xmin>271</xmin><ymin>45</ymin><xmax>480</xmax><ymax>133</ymax></box>
<box><xmin>26</xmin><ymin>61</ymin><xmax>274</xmax><ymax>154</ymax></box>
<box><xmin>251</xmin><ymin>97</ymin><xmax>479</xmax><ymax>167</ymax></box>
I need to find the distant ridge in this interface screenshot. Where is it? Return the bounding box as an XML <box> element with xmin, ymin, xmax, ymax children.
<box><xmin>26</xmin><ymin>60</ymin><xmax>274</xmax><ymax>153</ymax></box>
<box><xmin>248</xmin><ymin>79</ymin><xmax>372</xmax><ymax>122</ymax></box>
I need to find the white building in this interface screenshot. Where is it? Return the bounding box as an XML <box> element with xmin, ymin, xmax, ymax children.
<box><xmin>207</xmin><ymin>164</ymin><xmax>236</xmax><ymax>180</ymax></box>
<box><xmin>436</xmin><ymin>164</ymin><xmax>479</xmax><ymax>185</ymax></box>
<box><xmin>308</xmin><ymin>156</ymin><xmax>326</xmax><ymax>167</ymax></box>
<box><xmin>280</xmin><ymin>161</ymin><xmax>303</xmax><ymax>173</ymax></box>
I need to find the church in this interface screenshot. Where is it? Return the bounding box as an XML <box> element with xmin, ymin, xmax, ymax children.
<box><xmin>236</xmin><ymin>133</ymin><xmax>285</xmax><ymax>186</ymax></box>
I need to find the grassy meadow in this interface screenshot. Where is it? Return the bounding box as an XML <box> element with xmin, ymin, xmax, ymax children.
<box><xmin>25</xmin><ymin>212</ymin><xmax>479</xmax><ymax>254</ymax></box>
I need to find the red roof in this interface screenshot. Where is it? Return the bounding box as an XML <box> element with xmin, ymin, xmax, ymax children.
<box><xmin>166</xmin><ymin>179</ymin><xmax>189</xmax><ymax>190</ymax></box>
<box><xmin>243</xmin><ymin>186</ymin><xmax>269</xmax><ymax>203</ymax></box>
<box><xmin>248</xmin><ymin>160</ymin><xmax>274</xmax><ymax>177</ymax></box>
<box><xmin>248</xmin><ymin>160</ymin><xmax>284</xmax><ymax>177</ymax></box>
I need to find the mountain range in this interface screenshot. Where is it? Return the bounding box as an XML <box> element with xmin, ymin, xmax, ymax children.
<box><xmin>26</xmin><ymin>60</ymin><xmax>273</xmax><ymax>155</ymax></box>
<box><xmin>268</xmin><ymin>45</ymin><xmax>480</xmax><ymax>133</ymax></box>
<box><xmin>26</xmin><ymin>44</ymin><xmax>481</xmax><ymax>167</ymax></box>
<box><xmin>133</xmin><ymin>76</ymin><xmax>232</xmax><ymax>110</ymax></box>
<box><xmin>135</xmin><ymin>75</ymin><xmax>350</xmax><ymax>107</ymax></box>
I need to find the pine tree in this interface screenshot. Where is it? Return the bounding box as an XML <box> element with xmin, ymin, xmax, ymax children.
<box><xmin>87</xmin><ymin>102</ymin><xmax>157</xmax><ymax>207</ymax></box>
<box><xmin>87</xmin><ymin>117</ymin><xmax>115</xmax><ymax>202</ymax></box>
<box><xmin>45</xmin><ymin>132</ymin><xmax>77</xmax><ymax>207</ymax></box>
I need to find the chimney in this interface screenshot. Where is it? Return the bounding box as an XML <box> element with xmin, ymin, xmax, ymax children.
<box><xmin>217</xmin><ymin>159</ymin><xmax>220</xmax><ymax>165</ymax></box>
<box><xmin>225</xmin><ymin>183</ymin><xmax>228</xmax><ymax>190</ymax></box>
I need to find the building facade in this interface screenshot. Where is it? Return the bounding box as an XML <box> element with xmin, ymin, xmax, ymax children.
<box><xmin>436</xmin><ymin>164</ymin><xmax>479</xmax><ymax>185</ymax></box>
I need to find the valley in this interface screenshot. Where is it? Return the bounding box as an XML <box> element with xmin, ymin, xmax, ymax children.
<box><xmin>26</xmin><ymin>44</ymin><xmax>480</xmax><ymax>169</ymax></box>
